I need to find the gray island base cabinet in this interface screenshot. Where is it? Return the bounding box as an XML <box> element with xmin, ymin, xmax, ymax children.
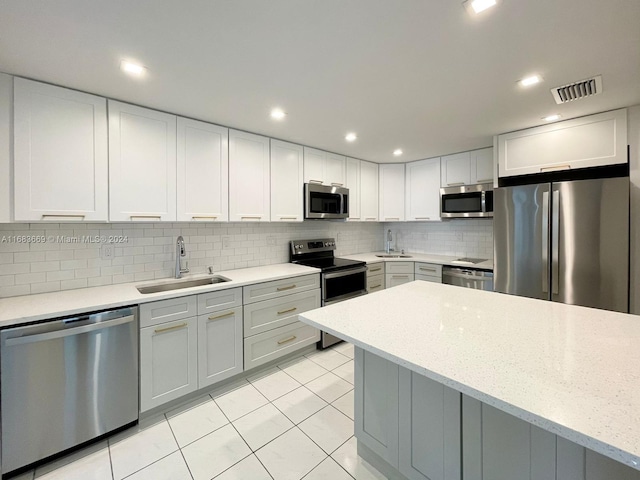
<box><xmin>354</xmin><ymin>347</ymin><xmax>640</xmax><ymax>480</ymax></box>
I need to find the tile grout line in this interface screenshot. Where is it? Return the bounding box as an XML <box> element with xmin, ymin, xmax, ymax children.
<box><xmin>164</xmin><ymin>412</ymin><xmax>196</xmax><ymax>480</ymax></box>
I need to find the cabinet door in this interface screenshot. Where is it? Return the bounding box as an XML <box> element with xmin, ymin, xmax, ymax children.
<box><xmin>228</xmin><ymin>129</ymin><xmax>270</xmax><ymax>222</ymax></box>
<box><xmin>176</xmin><ymin>117</ymin><xmax>228</xmax><ymax>222</ymax></box>
<box><xmin>355</xmin><ymin>347</ymin><xmax>399</xmax><ymax>468</ymax></box>
<box><xmin>345</xmin><ymin>158</ymin><xmax>361</xmax><ymax>221</ymax></box>
<box><xmin>399</xmin><ymin>368</ymin><xmax>461</xmax><ymax>480</ymax></box>
<box><xmin>198</xmin><ymin>307</ymin><xmax>243</xmax><ymax>388</ymax></box>
<box><xmin>471</xmin><ymin>147</ymin><xmax>493</xmax><ymax>184</ymax></box>
<box><xmin>441</xmin><ymin>152</ymin><xmax>471</xmax><ymax>187</ymax></box>
<box><xmin>0</xmin><ymin>73</ymin><xmax>12</xmax><ymax>222</ymax></box>
<box><xmin>140</xmin><ymin>317</ymin><xmax>198</xmax><ymax>412</ymax></box>
<box><xmin>108</xmin><ymin>101</ymin><xmax>177</xmax><ymax>222</ymax></box>
<box><xmin>14</xmin><ymin>78</ymin><xmax>108</xmax><ymax>221</ymax></box>
<box><xmin>367</xmin><ymin>274</ymin><xmax>385</xmax><ymax>293</ymax></box>
<box><xmin>303</xmin><ymin>147</ymin><xmax>325</xmax><ymax>184</ymax></box>
<box><xmin>406</xmin><ymin>157</ymin><xmax>441</xmax><ymax>221</ymax></box>
<box><xmin>386</xmin><ymin>274</ymin><xmax>414</xmax><ymax>288</ymax></box>
<box><xmin>325</xmin><ymin>152</ymin><xmax>346</xmax><ymax>186</ymax></box>
<box><xmin>379</xmin><ymin>164</ymin><xmax>405</xmax><ymax>221</ymax></box>
<box><xmin>360</xmin><ymin>160</ymin><xmax>379</xmax><ymax>221</ymax></box>
<box><xmin>270</xmin><ymin>139</ymin><xmax>304</xmax><ymax>222</ymax></box>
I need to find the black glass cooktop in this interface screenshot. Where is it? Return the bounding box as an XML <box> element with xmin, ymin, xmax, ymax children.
<box><xmin>293</xmin><ymin>257</ymin><xmax>365</xmax><ymax>273</ymax></box>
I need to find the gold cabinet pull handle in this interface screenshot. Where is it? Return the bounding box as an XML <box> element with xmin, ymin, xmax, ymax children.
<box><xmin>192</xmin><ymin>216</ymin><xmax>217</xmax><ymax>220</ymax></box>
<box><xmin>277</xmin><ymin>284</ymin><xmax>296</xmax><ymax>291</ymax></box>
<box><xmin>370</xmin><ymin>267</ymin><xmax>382</xmax><ymax>272</ymax></box>
<box><xmin>130</xmin><ymin>215</ymin><xmax>162</xmax><ymax>219</ymax></box>
<box><xmin>447</xmin><ymin>182</ymin><xmax>465</xmax><ymax>186</ymax></box>
<box><xmin>370</xmin><ymin>284</ymin><xmax>382</xmax><ymax>289</ymax></box>
<box><xmin>419</xmin><ymin>267</ymin><xmax>437</xmax><ymax>272</ymax></box>
<box><xmin>331</xmin><ymin>182</ymin><xmax>344</xmax><ymax>187</ymax></box>
<box><xmin>540</xmin><ymin>165</ymin><xmax>571</xmax><ymax>172</ymax></box>
<box><xmin>476</xmin><ymin>178</ymin><xmax>493</xmax><ymax>183</ymax></box>
<box><xmin>41</xmin><ymin>214</ymin><xmax>86</xmax><ymax>219</ymax></box>
<box><xmin>278</xmin><ymin>216</ymin><xmax>298</xmax><ymax>220</ymax></box>
<box><xmin>277</xmin><ymin>335</ymin><xmax>297</xmax><ymax>345</ymax></box>
<box><xmin>414</xmin><ymin>217</ymin><xmax>430</xmax><ymax>220</ymax></box>
<box><xmin>385</xmin><ymin>217</ymin><xmax>400</xmax><ymax>220</ymax></box>
<box><xmin>154</xmin><ymin>322</ymin><xmax>188</xmax><ymax>334</ymax></box>
<box><xmin>392</xmin><ymin>275</ymin><xmax>410</xmax><ymax>278</ymax></box>
<box><xmin>365</xmin><ymin>217</ymin><xmax>377</xmax><ymax>221</ymax></box>
<box><xmin>309</xmin><ymin>179</ymin><xmax>323</xmax><ymax>184</ymax></box>
<box><xmin>277</xmin><ymin>307</ymin><xmax>297</xmax><ymax>315</ymax></box>
<box><xmin>208</xmin><ymin>311</ymin><xmax>234</xmax><ymax>321</ymax></box>
<box><xmin>241</xmin><ymin>216</ymin><xmax>262</xmax><ymax>220</ymax></box>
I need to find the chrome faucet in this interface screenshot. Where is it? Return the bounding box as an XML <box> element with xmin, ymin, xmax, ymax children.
<box><xmin>175</xmin><ymin>236</ymin><xmax>189</xmax><ymax>279</ymax></box>
<box><xmin>386</xmin><ymin>229</ymin><xmax>393</xmax><ymax>254</ymax></box>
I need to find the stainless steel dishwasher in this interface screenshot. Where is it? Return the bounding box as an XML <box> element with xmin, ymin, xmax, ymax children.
<box><xmin>1</xmin><ymin>307</ymin><xmax>139</xmax><ymax>474</ymax></box>
<box><xmin>442</xmin><ymin>266</ymin><xmax>494</xmax><ymax>291</ymax></box>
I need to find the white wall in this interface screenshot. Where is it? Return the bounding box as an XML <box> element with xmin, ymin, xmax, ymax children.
<box><xmin>629</xmin><ymin>105</ymin><xmax>640</xmax><ymax>315</ymax></box>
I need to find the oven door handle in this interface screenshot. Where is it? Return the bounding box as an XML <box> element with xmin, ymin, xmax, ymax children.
<box><xmin>323</xmin><ymin>266</ymin><xmax>368</xmax><ymax>279</ymax></box>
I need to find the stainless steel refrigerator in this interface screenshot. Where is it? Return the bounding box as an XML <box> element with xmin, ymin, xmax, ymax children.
<box><xmin>494</xmin><ymin>176</ymin><xmax>629</xmax><ymax>313</ymax></box>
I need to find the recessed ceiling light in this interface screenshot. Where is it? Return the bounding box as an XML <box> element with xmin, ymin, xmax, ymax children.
<box><xmin>543</xmin><ymin>114</ymin><xmax>561</xmax><ymax>122</ymax></box>
<box><xmin>464</xmin><ymin>0</ymin><xmax>497</xmax><ymax>14</ymax></box>
<box><xmin>345</xmin><ymin>133</ymin><xmax>357</xmax><ymax>142</ymax></box>
<box><xmin>519</xmin><ymin>75</ymin><xmax>543</xmax><ymax>87</ymax></box>
<box><xmin>270</xmin><ymin>108</ymin><xmax>286</xmax><ymax>120</ymax></box>
<box><xmin>120</xmin><ymin>60</ymin><xmax>146</xmax><ymax>77</ymax></box>
<box><xmin>393</xmin><ymin>149</ymin><xmax>403</xmax><ymax>156</ymax></box>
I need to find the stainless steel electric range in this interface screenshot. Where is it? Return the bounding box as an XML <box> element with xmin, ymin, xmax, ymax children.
<box><xmin>290</xmin><ymin>238</ymin><xmax>367</xmax><ymax>348</ymax></box>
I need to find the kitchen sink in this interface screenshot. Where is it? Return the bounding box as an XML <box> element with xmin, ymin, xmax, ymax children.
<box><xmin>375</xmin><ymin>254</ymin><xmax>413</xmax><ymax>258</ymax></box>
<box><xmin>136</xmin><ymin>276</ymin><xmax>231</xmax><ymax>294</ymax></box>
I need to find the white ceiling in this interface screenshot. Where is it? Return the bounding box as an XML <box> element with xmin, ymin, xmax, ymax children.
<box><xmin>1</xmin><ymin>0</ymin><xmax>639</xmax><ymax>163</ymax></box>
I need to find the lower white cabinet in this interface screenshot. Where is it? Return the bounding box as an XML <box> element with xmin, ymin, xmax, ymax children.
<box><xmin>386</xmin><ymin>261</ymin><xmax>414</xmax><ymax>288</ymax></box>
<box><xmin>414</xmin><ymin>262</ymin><xmax>442</xmax><ymax>283</ymax></box>
<box><xmin>244</xmin><ymin>321</ymin><xmax>320</xmax><ymax>370</ymax></box>
<box><xmin>140</xmin><ymin>317</ymin><xmax>198</xmax><ymax>412</ymax></box>
<box><xmin>197</xmin><ymin>307</ymin><xmax>243</xmax><ymax>389</ymax></box>
<box><xmin>367</xmin><ymin>262</ymin><xmax>385</xmax><ymax>293</ymax></box>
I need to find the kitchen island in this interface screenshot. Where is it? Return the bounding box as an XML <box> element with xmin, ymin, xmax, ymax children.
<box><xmin>298</xmin><ymin>281</ymin><xmax>640</xmax><ymax>479</ymax></box>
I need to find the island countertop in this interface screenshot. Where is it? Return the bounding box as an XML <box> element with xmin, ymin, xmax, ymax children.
<box><xmin>298</xmin><ymin>281</ymin><xmax>640</xmax><ymax>470</ymax></box>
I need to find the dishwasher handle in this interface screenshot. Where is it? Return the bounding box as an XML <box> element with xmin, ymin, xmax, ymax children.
<box><xmin>4</xmin><ymin>315</ymin><xmax>135</xmax><ymax>347</ymax></box>
<box><xmin>443</xmin><ymin>270</ymin><xmax>494</xmax><ymax>281</ymax></box>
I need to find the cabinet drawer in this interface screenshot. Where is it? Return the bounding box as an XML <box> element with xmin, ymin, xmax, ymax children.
<box><xmin>367</xmin><ymin>274</ymin><xmax>385</xmax><ymax>293</ymax></box>
<box><xmin>243</xmin><ymin>274</ymin><xmax>320</xmax><ymax>304</ymax></box>
<box><xmin>414</xmin><ymin>263</ymin><xmax>442</xmax><ymax>278</ymax></box>
<box><xmin>367</xmin><ymin>263</ymin><xmax>385</xmax><ymax>277</ymax></box>
<box><xmin>386</xmin><ymin>262</ymin><xmax>414</xmax><ymax>274</ymax></box>
<box><xmin>415</xmin><ymin>274</ymin><xmax>442</xmax><ymax>284</ymax></box>
<box><xmin>386</xmin><ymin>273</ymin><xmax>414</xmax><ymax>289</ymax></box>
<box><xmin>244</xmin><ymin>321</ymin><xmax>320</xmax><ymax>371</ymax></box>
<box><xmin>140</xmin><ymin>295</ymin><xmax>197</xmax><ymax>328</ymax></box>
<box><xmin>198</xmin><ymin>287</ymin><xmax>242</xmax><ymax>315</ymax></box>
<box><xmin>244</xmin><ymin>289</ymin><xmax>321</xmax><ymax>338</ymax></box>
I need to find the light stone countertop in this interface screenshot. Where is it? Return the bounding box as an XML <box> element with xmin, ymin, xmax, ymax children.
<box><xmin>298</xmin><ymin>281</ymin><xmax>640</xmax><ymax>470</ymax></box>
<box><xmin>0</xmin><ymin>263</ymin><xmax>320</xmax><ymax>328</ymax></box>
<box><xmin>340</xmin><ymin>251</ymin><xmax>494</xmax><ymax>270</ymax></box>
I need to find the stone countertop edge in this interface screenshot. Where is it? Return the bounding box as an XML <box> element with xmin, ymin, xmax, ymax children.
<box><xmin>298</xmin><ymin>281</ymin><xmax>640</xmax><ymax>471</ymax></box>
<box><xmin>340</xmin><ymin>251</ymin><xmax>494</xmax><ymax>270</ymax></box>
<box><xmin>0</xmin><ymin>263</ymin><xmax>320</xmax><ymax>328</ymax></box>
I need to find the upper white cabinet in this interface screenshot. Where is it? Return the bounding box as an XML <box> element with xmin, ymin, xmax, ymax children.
<box><xmin>176</xmin><ymin>118</ymin><xmax>228</xmax><ymax>222</ymax></box>
<box><xmin>270</xmin><ymin>139</ymin><xmax>303</xmax><ymax>222</ymax></box>
<box><xmin>229</xmin><ymin>129</ymin><xmax>270</xmax><ymax>222</ymax></box>
<box><xmin>441</xmin><ymin>147</ymin><xmax>493</xmax><ymax>187</ymax></box>
<box><xmin>14</xmin><ymin>78</ymin><xmax>108</xmax><ymax>221</ymax></box>
<box><xmin>345</xmin><ymin>158</ymin><xmax>361</xmax><ymax>221</ymax></box>
<box><xmin>406</xmin><ymin>157</ymin><xmax>440</xmax><ymax>221</ymax></box>
<box><xmin>108</xmin><ymin>101</ymin><xmax>177</xmax><ymax>222</ymax></box>
<box><xmin>498</xmin><ymin>108</ymin><xmax>628</xmax><ymax>178</ymax></box>
<box><xmin>360</xmin><ymin>160</ymin><xmax>379</xmax><ymax>222</ymax></box>
<box><xmin>0</xmin><ymin>74</ymin><xmax>12</xmax><ymax>222</ymax></box>
<box><xmin>303</xmin><ymin>147</ymin><xmax>346</xmax><ymax>186</ymax></box>
<box><xmin>379</xmin><ymin>164</ymin><xmax>405</xmax><ymax>221</ymax></box>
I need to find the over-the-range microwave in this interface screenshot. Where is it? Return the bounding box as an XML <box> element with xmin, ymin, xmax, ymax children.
<box><xmin>440</xmin><ymin>183</ymin><xmax>493</xmax><ymax>218</ymax></box>
<box><xmin>304</xmin><ymin>183</ymin><xmax>349</xmax><ymax>220</ymax></box>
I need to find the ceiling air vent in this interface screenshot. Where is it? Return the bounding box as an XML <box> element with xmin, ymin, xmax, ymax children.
<box><xmin>551</xmin><ymin>75</ymin><xmax>602</xmax><ymax>104</ymax></box>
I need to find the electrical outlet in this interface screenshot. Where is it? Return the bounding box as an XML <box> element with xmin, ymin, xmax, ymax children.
<box><xmin>101</xmin><ymin>244</ymin><xmax>114</xmax><ymax>260</ymax></box>
<box><xmin>454</xmin><ymin>232</ymin><xmax>464</xmax><ymax>242</ymax></box>
<box><xmin>266</xmin><ymin>236</ymin><xmax>276</xmax><ymax>246</ymax></box>
<box><xmin>222</xmin><ymin>236</ymin><xmax>231</xmax><ymax>249</ymax></box>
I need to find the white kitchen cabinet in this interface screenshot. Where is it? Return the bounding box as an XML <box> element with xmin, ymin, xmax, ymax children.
<box><xmin>244</xmin><ymin>321</ymin><xmax>320</xmax><ymax>370</ymax></box>
<box><xmin>303</xmin><ymin>147</ymin><xmax>346</xmax><ymax>186</ymax></box>
<box><xmin>0</xmin><ymin>73</ymin><xmax>11</xmax><ymax>222</ymax></box>
<box><xmin>471</xmin><ymin>147</ymin><xmax>494</xmax><ymax>184</ymax></box>
<box><xmin>379</xmin><ymin>164</ymin><xmax>405</xmax><ymax>221</ymax></box>
<box><xmin>355</xmin><ymin>347</ymin><xmax>399</xmax><ymax>468</ymax></box>
<box><xmin>228</xmin><ymin>129</ymin><xmax>270</xmax><ymax>222</ymax></box>
<box><xmin>386</xmin><ymin>261</ymin><xmax>414</xmax><ymax>288</ymax></box>
<box><xmin>197</xmin><ymin>307</ymin><xmax>243</xmax><ymax>388</ymax></box>
<box><xmin>345</xmin><ymin>157</ymin><xmax>361</xmax><ymax>220</ymax></box>
<box><xmin>360</xmin><ymin>160</ymin><xmax>379</xmax><ymax>221</ymax></box>
<box><xmin>406</xmin><ymin>157</ymin><xmax>441</xmax><ymax>221</ymax></box>
<box><xmin>108</xmin><ymin>101</ymin><xmax>177</xmax><ymax>222</ymax></box>
<box><xmin>399</xmin><ymin>368</ymin><xmax>461</xmax><ymax>480</ymax></box>
<box><xmin>176</xmin><ymin>117</ymin><xmax>228</xmax><ymax>222</ymax></box>
<box><xmin>414</xmin><ymin>262</ymin><xmax>442</xmax><ymax>283</ymax></box>
<box><xmin>367</xmin><ymin>262</ymin><xmax>385</xmax><ymax>293</ymax></box>
<box><xmin>270</xmin><ymin>139</ymin><xmax>304</xmax><ymax>222</ymax></box>
<box><xmin>13</xmin><ymin>78</ymin><xmax>108</xmax><ymax>221</ymax></box>
<box><xmin>498</xmin><ymin>108</ymin><xmax>628</xmax><ymax>178</ymax></box>
<box><xmin>140</xmin><ymin>317</ymin><xmax>198</xmax><ymax>412</ymax></box>
<box><xmin>243</xmin><ymin>289</ymin><xmax>321</xmax><ymax>337</ymax></box>
<box><xmin>440</xmin><ymin>152</ymin><xmax>470</xmax><ymax>187</ymax></box>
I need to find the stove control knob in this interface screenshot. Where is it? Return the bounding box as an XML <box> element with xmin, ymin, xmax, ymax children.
<box><xmin>295</xmin><ymin>244</ymin><xmax>302</xmax><ymax>249</ymax></box>
<box><xmin>324</xmin><ymin>242</ymin><xmax>329</xmax><ymax>246</ymax></box>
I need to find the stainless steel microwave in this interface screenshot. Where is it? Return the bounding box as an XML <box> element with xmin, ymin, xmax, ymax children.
<box><xmin>440</xmin><ymin>183</ymin><xmax>493</xmax><ymax>218</ymax></box>
<box><xmin>304</xmin><ymin>183</ymin><xmax>349</xmax><ymax>220</ymax></box>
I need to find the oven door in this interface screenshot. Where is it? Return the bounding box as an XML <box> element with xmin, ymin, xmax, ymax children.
<box><xmin>440</xmin><ymin>183</ymin><xmax>493</xmax><ymax>218</ymax></box>
<box><xmin>322</xmin><ymin>266</ymin><xmax>367</xmax><ymax>305</ymax></box>
<box><xmin>305</xmin><ymin>183</ymin><xmax>349</xmax><ymax>220</ymax></box>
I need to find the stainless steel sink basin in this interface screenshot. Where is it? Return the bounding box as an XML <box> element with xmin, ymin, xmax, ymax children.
<box><xmin>375</xmin><ymin>254</ymin><xmax>413</xmax><ymax>258</ymax></box>
<box><xmin>137</xmin><ymin>276</ymin><xmax>230</xmax><ymax>294</ymax></box>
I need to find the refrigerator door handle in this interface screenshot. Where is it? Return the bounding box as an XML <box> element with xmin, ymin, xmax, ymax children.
<box><xmin>542</xmin><ymin>191</ymin><xmax>549</xmax><ymax>293</ymax></box>
<box><xmin>551</xmin><ymin>189</ymin><xmax>560</xmax><ymax>295</ymax></box>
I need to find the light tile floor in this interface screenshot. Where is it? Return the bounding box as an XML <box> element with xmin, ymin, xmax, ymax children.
<box><xmin>11</xmin><ymin>342</ymin><xmax>387</xmax><ymax>480</ymax></box>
